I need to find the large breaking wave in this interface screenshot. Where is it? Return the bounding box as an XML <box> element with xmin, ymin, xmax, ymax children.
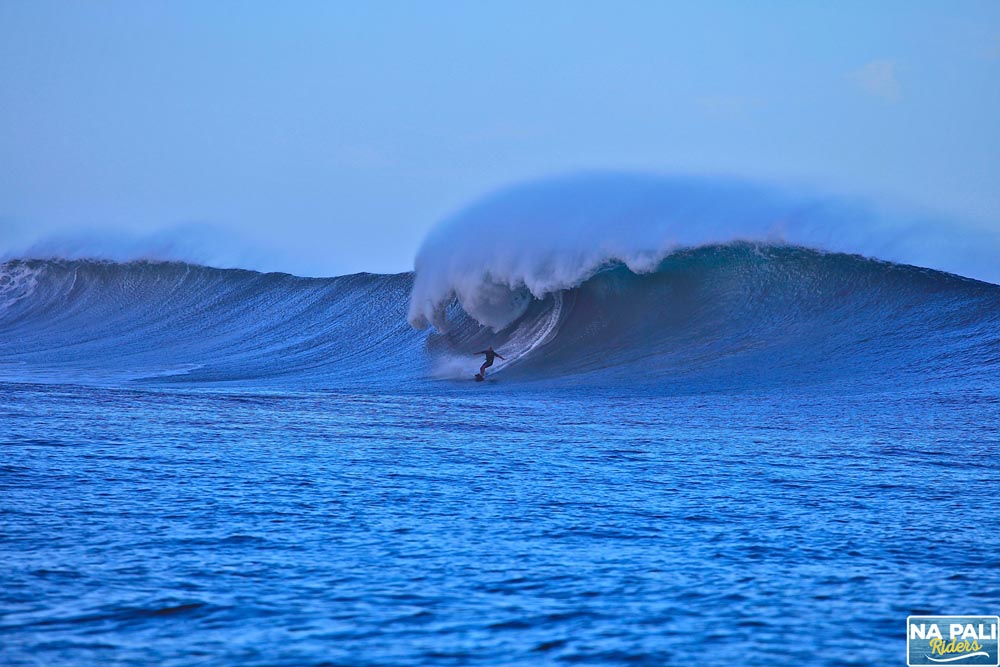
<box><xmin>2</xmin><ymin>173</ymin><xmax>998</xmax><ymax>393</ymax></box>
<box><xmin>408</xmin><ymin>173</ymin><xmax>1000</xmax><ymax>332</ymax></box>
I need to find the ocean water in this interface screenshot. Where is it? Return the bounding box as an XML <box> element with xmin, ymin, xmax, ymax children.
<box><xmin>3</xmin><ymin>238</ymin><xmax>1000</xmax><ymax>665</ymax></box>
<box><xmin>4</xmin><ymin>383</ymin><xmax>999</xmax><ymax>666</ymax></box>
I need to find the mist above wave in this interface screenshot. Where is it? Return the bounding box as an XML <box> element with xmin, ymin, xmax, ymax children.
<box><xmin>0</xmin><ymin>222</ymin><xmax>294</xmax><ymax>275</ymax></box>
<box><xmin>407</xmin><ymin>172</ymin><xmax>1000</xmax><ymax>331</ymax></box>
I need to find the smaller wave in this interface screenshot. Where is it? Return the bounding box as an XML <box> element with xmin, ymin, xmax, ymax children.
<box><xmin>0</xmin><ymin>258</ymin><xmax>423</xmax><ymax>387</ymax></box>
<box><xmin>1</xmin><ymin>222</ymin><xmax>292</xmax><ymax>275</ymax></box>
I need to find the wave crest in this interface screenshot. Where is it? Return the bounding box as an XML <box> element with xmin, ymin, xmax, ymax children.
<box><xmin>407</xmin><ymin>172</ymin><xmax>1000</xmax><ymax>331</ymax></box>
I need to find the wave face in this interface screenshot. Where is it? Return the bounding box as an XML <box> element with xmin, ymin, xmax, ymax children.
<box><xmin>424</xmin><ymin>243</ymin><xmax>1000</xmax><ymax>392</ymax></box>
<box><xmin>2</xmin><ymin>245</ymin><xmax>998</xmax><ymax>394</ymax></box>
<box><xmin>0</xmin><ymin>259</ymin><xmax>423</xmax><ymax>386</ymax></box>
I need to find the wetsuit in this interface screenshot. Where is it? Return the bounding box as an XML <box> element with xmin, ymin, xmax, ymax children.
<box><xmin>477</xmin><ymin>349</ymin><xmax>503</xmax><ymax>377</ymax></box>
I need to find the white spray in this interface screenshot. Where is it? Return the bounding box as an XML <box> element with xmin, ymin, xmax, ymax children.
<box><xmin>408</xmin><ymin>172</ymin><xmax>1000</xmax><ymax>331</ymax></box>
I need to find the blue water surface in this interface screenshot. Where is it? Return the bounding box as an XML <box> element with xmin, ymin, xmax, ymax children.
<box><xmin>3</xmin><ymin>382</ymin><xmax>998</xmax><ymax>666</ymax></box>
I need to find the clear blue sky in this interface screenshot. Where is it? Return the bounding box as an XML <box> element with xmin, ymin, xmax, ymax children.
<box><xmin>1</xmin><ymin>1</ymin><xmax>998</xmax><ymax>275</ymax></box>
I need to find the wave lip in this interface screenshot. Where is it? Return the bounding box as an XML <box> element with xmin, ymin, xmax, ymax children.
<box><xmin>407</xmin><ymin>172</ymin><xmax>1000</xmax><ymax>332</ymax></box>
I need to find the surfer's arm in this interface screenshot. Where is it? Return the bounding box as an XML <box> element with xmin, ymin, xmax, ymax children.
<box><xmin>496</xmin><ymin>353</ymin><xmax>506</xmax><ymax>360</ymax></box>
<box><xmin>473</xmin><ymin>350</ymin><xmax>487</xmax><ymax>355</ymax></box>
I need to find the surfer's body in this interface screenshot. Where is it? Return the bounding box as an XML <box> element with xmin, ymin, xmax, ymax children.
<box><xmin>475</xmin><ymin>346</ymin><xmax>505</xmax><ymax>379</ymax></box>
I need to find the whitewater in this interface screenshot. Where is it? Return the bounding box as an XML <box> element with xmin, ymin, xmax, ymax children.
<box><xmin>3</xmin><ymin>173</ymin><xmax>999</xmax><ymax>666</ymax></box>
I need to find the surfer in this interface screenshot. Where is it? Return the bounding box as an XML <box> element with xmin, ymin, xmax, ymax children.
<box><xmin>475</xmin><ymin>346</ymin><xmax>505</xmax><ymax>379</ymax></box>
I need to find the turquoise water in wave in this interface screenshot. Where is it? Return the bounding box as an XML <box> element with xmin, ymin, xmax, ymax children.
<box><xmin>3</xmin><ymin>382</ymin><xmax>999</xmax><ymax>666</ymax></box>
